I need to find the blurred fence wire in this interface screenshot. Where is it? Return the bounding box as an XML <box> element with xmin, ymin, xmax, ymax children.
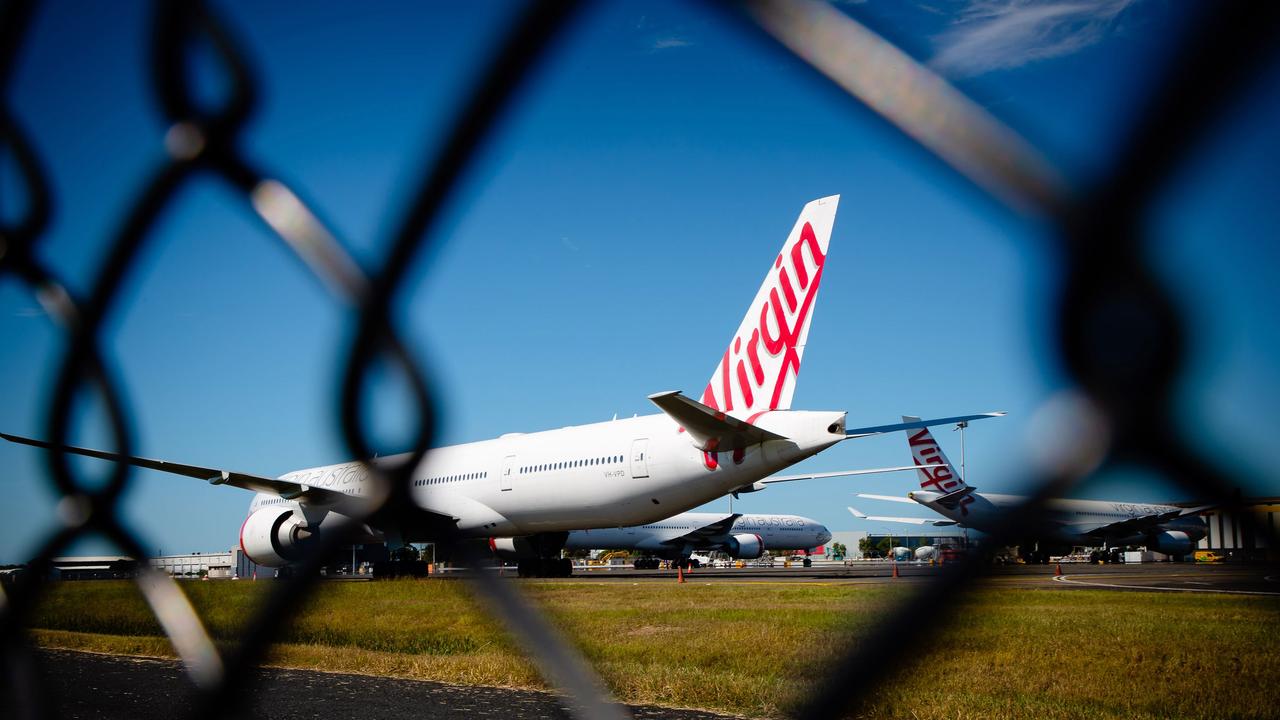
<box><xmin>2</xmin><ymin>0</ymin><xmax>1278</xmax><ymax>718</ymax></box>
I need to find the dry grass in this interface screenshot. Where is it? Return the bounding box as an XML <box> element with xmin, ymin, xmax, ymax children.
<box><xmin>27</xmin><ymin>579</ymin><xmax>1280</xmax><ymax>719</ymax></box>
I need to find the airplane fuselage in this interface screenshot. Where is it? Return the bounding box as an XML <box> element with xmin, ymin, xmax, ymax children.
<box><xmin>251</xmin><ymin>409</ymin><xmax>847</xmax><ymax>541</ymax></box>
<box><xmin>909</xmin><ymin>491</ymin><xmax>1208</xmax><ymax>545</ymax></box>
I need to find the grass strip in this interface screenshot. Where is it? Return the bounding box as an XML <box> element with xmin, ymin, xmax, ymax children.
<box><xmin>29</xmin><ymin>579</ymin><xmax>1280</xmax><ymax>718</ymax></box>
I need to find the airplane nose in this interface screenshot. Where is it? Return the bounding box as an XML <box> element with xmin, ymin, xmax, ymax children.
<box><xmin>819</xmin><ymin>528</ymin><xmax>832</xmax><ymax>544</ymax></box>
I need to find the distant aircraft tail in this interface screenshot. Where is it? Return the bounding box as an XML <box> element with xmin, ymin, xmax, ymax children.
<box><xmin>700</xmin><ymin>195</ymin><xmax>840</xmax><ymax>419</ymax></box>
<box><xmin>901</xmin><ymin>415</ymin><xmax>968</xmax><ymax>494</ymax></box>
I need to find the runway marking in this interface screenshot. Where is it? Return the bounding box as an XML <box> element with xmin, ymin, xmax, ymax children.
<box><xmin>1053</xmin><ymin>574</ymin><xmax>1280</xmax><ymax>596</ymax></box>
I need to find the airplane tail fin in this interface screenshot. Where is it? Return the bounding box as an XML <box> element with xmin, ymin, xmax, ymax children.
<box><xmin>901</xmin><ymin>415</ymin><xmax>968</xmax><ymax>494</ymax></box>
<box><xmin>700</xmin><ymin>195</ymin><xmax>840</xmax><ymax>419</ymax></box>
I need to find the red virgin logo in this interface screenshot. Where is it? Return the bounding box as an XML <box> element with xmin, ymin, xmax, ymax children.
<box><xmin>700</xmin><ymin>221</ymin><xmax>826</xmax><ymax>417</ymax></box>
<box><xmin>908</xmin><ymin>429</ymin><xmax>962</xmax><ymax>493</ymax></box>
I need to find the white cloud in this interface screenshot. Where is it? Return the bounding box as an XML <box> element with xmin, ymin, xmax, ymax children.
<box><xmin>651</xmin><ymin>36</ymin><xmax>693</xmax><ymax>51</ymax></box>
<box><xmin>931</xmin><ymin>0</ymin><xmax>1139</xmax><ymax>77</ymax></box>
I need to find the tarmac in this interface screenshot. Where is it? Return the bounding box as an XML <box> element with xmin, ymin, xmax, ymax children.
<box><xmin>15</xmin><ymin>649</ymin><xmax>741</xmax><ymax>720</ymax></box>
<box><xmin>475</xmin><ymin>560</ymin><xmax>1280</xmax><ymax>595</ymax></box>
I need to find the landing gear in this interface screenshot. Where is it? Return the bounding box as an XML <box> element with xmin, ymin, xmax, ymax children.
<box><xmin>1021</xmin><ymin>549</ymin><xmax>1050</xmax><ymax>564</ymax></box>
<box><xmin>516</xmin><ymin>558</ymin><xmax>573</xmax><ymax>578</ymax></box>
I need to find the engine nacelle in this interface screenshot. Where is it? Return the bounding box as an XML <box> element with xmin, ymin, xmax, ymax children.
<box><xmin>489</xmin><ymin>537</ymin><xmax>529</xmax><ymax>560</ymax></box>
<box><xmin>1148</xmin><ymin>530</ymin><xmax>1194</xmax><ymax>557</ymax></box>
<box><xmin>723</xmin><ymin>533</ymin><xmax>764</xmax><ymax>560</ymax></box>
<box><xmin>240</xmin><ymin>508</ymin><xmax>311</xmax><ymax>567</ymax></box>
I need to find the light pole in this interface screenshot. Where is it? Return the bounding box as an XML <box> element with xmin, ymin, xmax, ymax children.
<box><xmin>954</xmin><ymin>420</ymin><xmax>968</xmax><ymax>481</ymax></box>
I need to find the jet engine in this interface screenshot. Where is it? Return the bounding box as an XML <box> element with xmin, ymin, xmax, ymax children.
<box><xmin>1148</xmin><ymin>530</ymin><xmax>1194</xmax><ymax>557</ymax></box>
<box><xmin>723</xmin><ymin>533</ymin><xmax>764</xmax><ymax>559</ymax></box>
<box><xmin>240</xmin><ymin>507</ymin><xmax>311</xmax><ymax>567</ymax></box>
<box><xmin>914</xmin><ymin>545</ymin><xmax>937</xmax><ymax>562</ymax></box>
<box><xmin>489</xmin><ymin>536</ymin><xmax>532</xmax><ymax>560</ymax></box>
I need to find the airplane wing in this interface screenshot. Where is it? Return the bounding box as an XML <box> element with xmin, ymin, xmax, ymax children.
<box><xmin>730</xmin><ymin>464</ymin><xmax>943</xmax><ymax>495</ymax></box>
<box><xmin>848</xmin><ymin>506</ymin><xmax>958</xmax><ymax>526</ymax></box>
<box><xmin>1073</xmin><ymin>509</ymin><xmax>1186</xmax><ymax>538</ymax></box>
<box><xmin>843</xmin><ymin>412</ymin><xmax>1006</xmax><ymax>439</ymax></box>
<box><xmin>1</xmin><ymin>432</ymin><xmax>353</xmax><ymax>505</ymax></box>
<box><xmin>856</xmin><ymin>493</ymin><xmax>919</xmax><ymax>505</ymax></box>
<box><xmin>648</xmin><ymin>391</ymin><xmax>786</xmax><ymax>451</ymax></box>
<box><xmin>756</xmin><ymin>465</ymin><xmax>941</xmax><ymax>485</ymax></box>
<box><xmin>659</xmin><ymin>513</ymin><xmax>742</xmax><ymax>546</ymax></box>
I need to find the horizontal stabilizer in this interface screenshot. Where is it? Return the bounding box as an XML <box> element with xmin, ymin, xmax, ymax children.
<box><xmin>1</xmin><ymin>431</ymin><xmax>352</xmax><ymax>505</ymax></box>
<box><xmin>855</xmin><ymin>493</ymin><xmax>919</xmax><ymax>505</ymax></box>
<box><xmin>847</xmin><ymin>507</ymin><xmax>957</xmax><ymax>526</ymax></box>
<box><xmin>648</xmin><ymin>391</ymin><xmax>786</xmax><ymax>452</ymax></box>
<box><xmin>662</xmin><ymin>513</ymin><xmax>741</xmax><ymax>546</ymax></box>
<box><xmin>933</xmin><ymin>486</ymin><xmax>976</xmax><ymax>510</ymax></box>
<box><xmin>844</xmin><ymin>412</ymin><xmax>1006</xmax><ymax>440</ymax></box>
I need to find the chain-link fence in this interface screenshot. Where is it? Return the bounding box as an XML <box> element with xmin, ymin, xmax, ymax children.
<box><xmin>2</xmin><ymin>1</ymin><xmax>1278</xmax><ymax>718</ymax></box>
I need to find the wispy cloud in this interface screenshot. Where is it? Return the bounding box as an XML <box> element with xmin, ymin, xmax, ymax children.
<box><xmin>931</xmin><ymin>0</ymin><xmax>1139</xmax><ymax>77</ymax></box>
<box><xmin>651</xmin><ymin>36</ymin><xmax>692</xmax><ymax>51</ymax></box>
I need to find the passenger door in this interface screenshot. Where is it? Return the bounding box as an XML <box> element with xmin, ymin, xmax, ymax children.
<box><xmin>500</xmin><ymin>454</ymin><xmax>516</xmax><ymax>491</ymax></box>
<box><xmin>630</xmin><ymin>439</ymin><xmax>649</xmax><ymax>479</ymax></box>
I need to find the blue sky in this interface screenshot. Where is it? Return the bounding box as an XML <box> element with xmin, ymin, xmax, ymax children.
<box><xmin>2</xmin><ymin>1</ymin><xmax>1277</xmax><ymax>561</ymax></box>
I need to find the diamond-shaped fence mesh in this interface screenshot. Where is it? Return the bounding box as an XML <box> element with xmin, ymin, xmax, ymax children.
<box><xmin>2</xmin><ymin>1</ymin><xmax>1277</xmax><ymax>718</ymax></box>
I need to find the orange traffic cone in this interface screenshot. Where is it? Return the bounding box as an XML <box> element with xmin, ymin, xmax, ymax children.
<box><xmin>891</xmin><ymin>561</ymin><xmax>900</xmax><ymax>579</ymax></box>
<box><xmin>677</xmin><ymin>565</ymin><xmax>686</xmax><ymax>583</ymax></box>
<box><xmin>1055</xmin><ymin>562</ymin><xmax>1062</xmax><ymax>577</ymax></box>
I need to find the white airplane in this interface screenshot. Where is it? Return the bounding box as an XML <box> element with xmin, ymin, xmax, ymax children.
<box><xmin>4</xmin><ymin>196</ymin><xmax>1002</xmax><ymax>577</ymax></box>
<box><xmin>849</xmin><ymin>416</ymin><xmax>1209</xmax><ymax>561</ymax></box>
<box><xmin>498</xmin><ymin>511</ymin><xmax>832</xmax><ymax>569</ymax></box>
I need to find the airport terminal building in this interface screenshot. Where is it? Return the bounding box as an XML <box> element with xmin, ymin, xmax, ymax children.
<box><xmin>148</xmin><ymin>549</ymin><xmax>260</xmax><ymax>579</ymax></box>
<box><xmin>1195</xmin><ymin>498</ymin><xmax>1278</xmax><ymax>559</ymax></box>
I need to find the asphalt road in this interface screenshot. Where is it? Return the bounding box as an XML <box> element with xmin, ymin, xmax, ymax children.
<box><xmin>13</xmin><ymin>650</ymin><xmax>742</xmax><ymax>720</ymax></box>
